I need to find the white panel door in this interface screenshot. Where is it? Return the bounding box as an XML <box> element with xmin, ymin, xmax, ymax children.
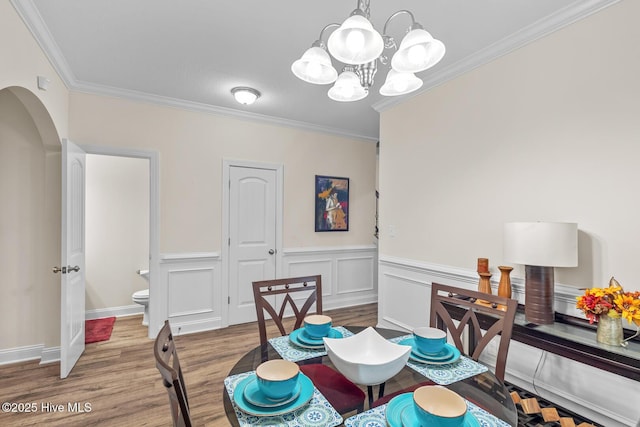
<box><xmin>60</xmin><ymin>139</ymin><xmax>86</xmax><ymax>378</ymax></box>
<box><xmin>228</xmin><ymin>166</ymin><xmax>277</xmax><ymax>325</ymax></box>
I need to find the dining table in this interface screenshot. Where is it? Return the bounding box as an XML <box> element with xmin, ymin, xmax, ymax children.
<box><xmin>223</xmin><ymin>325</ymin><xmax>518</xmax><ymax>427</ymax></box>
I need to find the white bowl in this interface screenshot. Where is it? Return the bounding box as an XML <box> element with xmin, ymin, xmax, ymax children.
<box><xmin>323</xmin><ymin>327</ymin><xmax>411</xmax><ymax>386</ymax></box>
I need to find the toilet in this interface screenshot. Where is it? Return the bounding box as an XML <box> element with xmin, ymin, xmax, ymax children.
<box><xmin>132</xmin><ymin>269</ymin><xmax>150</xmax><ymax>326</ymax></box>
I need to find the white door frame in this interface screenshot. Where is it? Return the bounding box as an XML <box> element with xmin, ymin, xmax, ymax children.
<box><xmin>221</xmin><ymin>159</ymin><xmax>283</xmax><ymax>327</ymax></box>
<box><xmin>81</xmin><ymin>144</ymin><xmax>160</xmax><ymax>339</ymax></box>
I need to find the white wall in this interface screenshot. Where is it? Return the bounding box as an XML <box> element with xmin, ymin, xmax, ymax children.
<box><xmin>69</xmin><ymin>92</ymin><xmax>378</xmax><ymax>254</ymax></box>
<box><xmin>378</xmin><ymin>1</ymin><xmax>640</xmax><ymax>425</ymax></box>
<box><xmin>85</xmin><ymin>155</ymin><xmax>149</xmax><ymax>312</ymax></box>
<box><xmin>379</xmin><ymin>0</ymin><xmax>640</xmax><ymax>293</ymax></box>
<box><xmin>0</xmin><ymin>89</ymin><xmax>46</xmax><ymax>348</ymax></box>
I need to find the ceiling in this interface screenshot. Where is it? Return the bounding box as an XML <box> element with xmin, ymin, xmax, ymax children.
<box><xmin>13</xmin><ymin>0</ymin><xmax>616</xmax><ymax>141</ymax></box>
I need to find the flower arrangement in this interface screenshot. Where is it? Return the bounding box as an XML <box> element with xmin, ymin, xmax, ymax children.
<box><xmin>576</xmin><ymin>277</ymin><xmax>640</xmax><ymax>325</ymax></box>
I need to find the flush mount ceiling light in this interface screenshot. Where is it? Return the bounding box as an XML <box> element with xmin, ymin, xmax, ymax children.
<box><xmin>291</xmin><ymin>0</ymin><xmax>445</xmax><ymax>102</ymax></box>
<box><xmin>231</xmin><ymin>87</ymin><xmax>261</xmax><ymax>105</ymax></box>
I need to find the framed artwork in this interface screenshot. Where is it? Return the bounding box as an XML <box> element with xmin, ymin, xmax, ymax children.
<box><xmin>315</xmin><ymin>175</ymin><xmax>349</xmax><ymax>232</ymax></box>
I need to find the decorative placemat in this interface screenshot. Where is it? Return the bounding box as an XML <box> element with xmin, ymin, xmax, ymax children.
<box><xmin>389</xmin><ymin>335</ymin><xmax>488</xmax><ymax>385</ymax></box>
<box><xmin>269</xmin><ymin>326</ymin><xmax>353</xmax><ymax>362</ymax></box>
<box><xmin>224</xmin><ymin>371</ymin><xmax>343</xmax><ymax>427</ymax></box>
<box><xmin>344</xmin><ymin>396</ymin><xmax>511</xmax><ymax>427</ymax></box>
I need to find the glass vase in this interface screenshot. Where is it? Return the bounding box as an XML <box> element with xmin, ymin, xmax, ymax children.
<box><xmin>596</xmin><ymin>314</ymin><xmax>623</xmax><ymax>346</ymax></box>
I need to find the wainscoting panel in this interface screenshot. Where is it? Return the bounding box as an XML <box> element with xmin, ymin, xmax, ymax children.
<box><xmin>378</xmin><ymin>255</ymin><xmax>640</xmax><ymax>427</ymax></box>
<box><xmin>337</xmin><ymin>256</ymin><xmax>375</xmax><ymax>294</ymax></box>
<box><xmin>158</xmin><ymin>253</ymin><xmax>222</xmax><ymax>335</ymax></box>
<box><xmin>282</xmin><ymin>245</ymin><xmax>378</xmax><ymax>310</ymax></box>
<box><xmin>167</xmin><ymin>267</ymin><xmax>215</xmax><ymax>317</ymax></box>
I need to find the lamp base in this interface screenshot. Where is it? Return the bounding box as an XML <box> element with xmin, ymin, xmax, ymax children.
<box><xmin>525</xmin><ymin>265</ymin><xmax>555</xmax><ymax>325</ymax></box>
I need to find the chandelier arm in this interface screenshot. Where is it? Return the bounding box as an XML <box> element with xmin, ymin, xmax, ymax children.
<box><xmin>382</xmin><ymin>10</ymin><xmax>417</xmax><ymax>36</ymax></box>
<box><xmin>315</xmin><ymin>23</ymin><xmax>341</xmax><ymax>48</ymax></box>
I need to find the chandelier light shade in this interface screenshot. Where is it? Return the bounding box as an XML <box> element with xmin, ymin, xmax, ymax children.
<box><xmin>231</xmin><ymin>87</ymin><xmax>261</xmax><ymax>105</ymax></box>
<box><xmin>327</xmin><ymin>12</ymin><xmax>384</xmax><ymax>65</ymax></box>
<box><xmin>291</xmin><ymin>1</ymin><xmax>445</xmax><ymax>102</ymax></box>
<box><xmin>391</xmin><ymin>28</ymin><xmax>446</xmax><ymax>73</ymax></box>
<box><xmin>291</xmin><ymin>45</ymin><xmax>338</xmax><ymax>85</ymax></box>
<box><xmin>379</xmin><ymin>69</ymin><xmax>423</xmax><ymax>96</ymax></box>
<box><xmin>328</xmin><ymin>71</ymin><xmax>368</xmax><ymax>102</ymax></box>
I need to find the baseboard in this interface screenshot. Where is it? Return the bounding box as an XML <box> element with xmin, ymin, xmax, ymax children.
<box><xmin>0</xmin><ymin>344</ymin><xmax>43</xmax><ymax>366</ymax></box>
<box><xmin>39</xmin><ymin>346</ymin><xmax>60</xmax><ymax>365</ymax></box>
<box><xmin>85</xmin><ymin>304</ymin><xmax>143</xmax><ymax>320</ymax></box>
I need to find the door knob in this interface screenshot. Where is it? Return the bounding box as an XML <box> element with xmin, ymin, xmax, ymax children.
<box><xmin>53</xmin><ymin>266</ymin><xmax>66</xmax><ymax>274</ymax></box>
<box><xmin>67</xmin><ymin>265</ymin><xmax>81</xmax><ymax>273</ymax></box>
<box><xmin>268</xmin><ymin>249</ymin><xmax>275</xmax><ymax>255</ymax></box>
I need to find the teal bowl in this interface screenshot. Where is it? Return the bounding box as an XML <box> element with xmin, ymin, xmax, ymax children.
<box><xmin>255</xmin><ymin>359</ymin><xmax>300</xmax><ymax>401</ymax></box>
<box><xmin>413</xmin><ymin>326</ymin><xmax>447</xmax><ymax>354</ymax></box>
<box><xmin>413</xmin><ymin>385</ymin><xmax>467</xmax><ymax>427</ymax></box>
<box><xmin>304</xmin><ymin>314</ymin><xmax>332</xmax><ymax>339</ymax></box>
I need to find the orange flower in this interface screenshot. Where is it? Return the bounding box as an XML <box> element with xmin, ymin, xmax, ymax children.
<box><xmin>576</xmin><ymin>277</ymin><xmax>640</xmax><ymax>325</ymax></box>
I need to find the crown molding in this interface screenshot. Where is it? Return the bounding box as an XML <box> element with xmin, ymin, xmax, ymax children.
<box><xmin>373</xmin><ymin>0</ymin><xmax>621</xmax><ymax>113</ymax></box>
<box><xmin>71</xmin><ymin>80</ymin><xmax>378</xmax><ymax>143</ymax></box>
<box><xmin>10</xmin><ymin>0</ymin><xmax>75</xmax><ymax>89</ymax></box>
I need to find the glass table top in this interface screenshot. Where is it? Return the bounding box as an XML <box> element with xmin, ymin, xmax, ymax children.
<box><xmin>223</xmin><ymin>326</ymin><xmax>518</xmax><ymax>427</ymax></box>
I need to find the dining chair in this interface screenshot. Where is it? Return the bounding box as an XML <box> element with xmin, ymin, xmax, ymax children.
<box><xmin>429</xmin><ymin>282</ymin><xmax>518</xmax><ymax>382</ymax></box>
<box><xmin>372</xmin><ymin>282</ymin><xmax>517</xmax><ymax>409</ymax></box>
<box><xmin>252</xmin><ymin>275</ymin><xmax>366</xmax><ymax>414</ymax></box>
<box><xmin>154</xmin><ymin>320</ymin><xmax>192</xmax><ymax>427</ymax></box>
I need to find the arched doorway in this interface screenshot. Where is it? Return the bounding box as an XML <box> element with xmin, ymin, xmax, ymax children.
<box><xmin>0</xmin><ymin>86</ymin><xmax>62</xmax><ymax>361</ymax></box>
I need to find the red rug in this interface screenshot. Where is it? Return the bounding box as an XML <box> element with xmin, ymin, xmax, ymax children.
<box><xmin>85</xmin><ymin>317</ymin><xmax>116</xmax><ymax>344</ymax></box>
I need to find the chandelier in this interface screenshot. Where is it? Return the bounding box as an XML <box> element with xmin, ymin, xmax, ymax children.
<box><xmin>291</xmin><ymin>0</ymin><xmax>445</xmax><ymax>102</ymax></box>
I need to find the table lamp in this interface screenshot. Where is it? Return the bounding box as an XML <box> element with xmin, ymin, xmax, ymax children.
<box><xmin>503</xmin><ymin>222</ymin><xmax>578</xmax><ymax>324</ymax></box>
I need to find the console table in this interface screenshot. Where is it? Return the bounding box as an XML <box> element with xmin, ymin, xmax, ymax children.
<box><xmin>511</xmin><ymin>309</ymin><xmax>640</xmax><ymax>381</ymax></box>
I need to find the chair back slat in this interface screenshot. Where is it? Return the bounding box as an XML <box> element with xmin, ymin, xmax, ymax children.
<box><xmin>252</xmin><ymin>275</ymin><xmax>322</xmax><ymax>347</ymax></box>
<box><xmin>154</xmin><ymin>320</ymin><xmax>192</xmax><ymax>427</ymax></box>
<box><xmin>429</xmin><ymin>282</ymin><xmax>517</xmax><ymax>382</ymax></box>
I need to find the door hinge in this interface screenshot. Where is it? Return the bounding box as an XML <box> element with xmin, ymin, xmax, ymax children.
<box><xmin>228</xmin><ymin>296</ymin><xmax>231</xmax><ymax>304</ymax></box>
<box><xmin>228</xmin><ymin>237</ymin><xmax>230</xmax><ymax>246</ymax></box>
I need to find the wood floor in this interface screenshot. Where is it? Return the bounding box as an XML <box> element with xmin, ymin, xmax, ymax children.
<box><xmin>0</xmin><ymin>303</ymin><xmax>378</xmax><ymax>427</ymax></box>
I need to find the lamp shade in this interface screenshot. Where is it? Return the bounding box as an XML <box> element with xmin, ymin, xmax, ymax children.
<box><xmin>328</xmin><ymin>71</ymin><xmax>368</xmax><ymax>102</ymax></box>
<box><xmin>391</xmin><ymin>28</ymin><xmax>446</xmax><ymax>73</ymax></box>
<box><xmin>503</xmin><ymin>222</ymin><xmax>578</xmax><ymax>267</ymax></box>
<box><xmin>291</xmin><ymin>46</ymin><xmax>338</xmax><ymax>85</ymax></box>
<box><xmin>327</xmin><ymin>14</ymin><xmax>384</xmax><ymax>65</ymax></box>
<box><xmin>379</xmin><ymin>70</ymin><xmax>423</xmax><ymax>96</ymax></box>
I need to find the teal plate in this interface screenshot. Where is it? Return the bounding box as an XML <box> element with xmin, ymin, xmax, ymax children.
<box><xmin>289</xmin><ymin>327</ymin><xmax>342</xmax><ymax>349</ymax></box>
<box><xmin>243</xmin><ymin>377</ymin><xmax>302</xmax><ymax>408</ymax></box>
<box><xmin>398</xmin><ymin>338</ymin><xmax>455</xmax><ymax>361</ymax></box>
<box><xmin>233</xmin><ymin>373</ymin><xmax>314</xmax><ymax>417</ymax></box>
<box><xmin>296</xmin><ymin>327</ymin><xmax>343</xmax><ymax>346</ymax></box>
<box><xmin>409</xmin><ymin>345</ymin><xmax>460</xmax><ymax>365</ymax></box>
<box><xmin>387</xmin><ymin>393</ymin><xmax>480</xmax><ymax>427</ymax></box>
